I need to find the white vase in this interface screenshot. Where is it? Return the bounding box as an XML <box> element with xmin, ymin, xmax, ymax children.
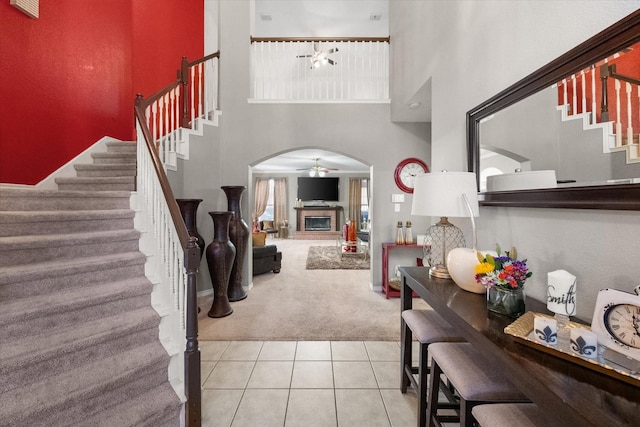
<box><xmin>446</xmin><ymin>247</ymin><xmax>491</xmax><ymax>294</ymax></box>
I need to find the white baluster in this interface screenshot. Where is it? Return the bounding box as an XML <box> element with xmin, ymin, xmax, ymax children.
<box><xmin>626</xmin><ymin>82</ymin><xmax>633</xmax><ymax>146</ymax></box>
<box><xmin>591</xmin><ymin>66</ymin><xmax>597</xmax><ymax>124</ymax></box>
<box><xmin>615</xmin><ymin>79</ymin><xmax>622</xmax><ymax>147</ymax></box>
<box><xmin>197</xmin><ymin>63</ymin><xmax>203</xmax><ymax>121</ymax></box>
<box><xmin>562</xmin><ymin>79</ymin><xmax>568</xmax><ymax>113</ymax></box>
<box><xmin>581</xmin><ymin>70</ymin><xmax>586</xmax><ymax>115</ymax></box>
<box><xmin>571</xmin><ymin>74</ymin><xmax>577</xmax><ymax>116</ymax></box>
<box><xmin>190</xmin><ymin>67</ymin><xmax>195</xmax><ymax>129</ymax></box>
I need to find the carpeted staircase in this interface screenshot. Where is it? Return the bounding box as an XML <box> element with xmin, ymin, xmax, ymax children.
<box><xmin>0</xmin><ymin>141</ymin><xmax>182</xmax><ymax>426</ymax></box>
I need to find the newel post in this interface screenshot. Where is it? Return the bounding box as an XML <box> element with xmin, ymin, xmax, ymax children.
<box><xmin>184</xmin><ymin>237</ymin><xmax>201</xmax><ymax>427</ymax></box>
<box><xmin>180</xmin><ymin>56</ymin><xmax>190</xmax><ymax>129</ymax></box>
<box><xmin>600</xmin><ymin>63</ymin><xmax>610</xmax><ymax>123</ymax></box>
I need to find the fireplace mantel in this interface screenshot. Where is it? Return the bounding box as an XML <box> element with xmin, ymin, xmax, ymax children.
<box><xmin>294</xmin><ymin>206</ymin><xmax>343</xmax><ymax>240</ymax></box>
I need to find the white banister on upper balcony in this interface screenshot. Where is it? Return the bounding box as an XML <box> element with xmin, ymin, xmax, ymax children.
<box><xmin>249</xmin><ymin>37</ymin><xmax>390</xmax><ymax>103</ymax></box>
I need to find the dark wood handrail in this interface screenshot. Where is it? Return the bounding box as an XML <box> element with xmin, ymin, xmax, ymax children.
<box><xmin>133</xmin><ymin>50</ymin><xmax>219</xmax><ymax>427</ymax></box>
<box><xmin>250</xmin><ymin>36</ymin><xmax>390</xmax><ymax>43</ymax></box>
<box><xmin>185</xmin><ymin>51</ymin><xmax>220</xmax><ymax>68</ymax></box>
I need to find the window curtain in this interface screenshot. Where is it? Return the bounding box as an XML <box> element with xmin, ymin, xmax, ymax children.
<box><xmin>252</xmin><ymin>178</ymin><xmax>270</xmax><ymax>229</ymax></box>
<box><xmin>273</xmin><ymin>178</ymin><xmax>287</xmax><ymax>228</ymax></box>
<box><xmin>349</xmin><ymin>178</ymin><xmax>363</xmax><ymax>230</ymax></box>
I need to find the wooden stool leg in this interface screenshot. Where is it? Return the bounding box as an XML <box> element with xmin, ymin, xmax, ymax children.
<box><xmin>460</xmin><ymin>400</ymin><xmax>474</xmax><ymax>427</ymax></box>
<box><xmin>401</xmin><ymin>319</ymin><xmax>412</xmax><ymax>393</ymax></box>
<box><xmin>426</xmin><ymin>359</ymin><xmax>442</xmax><ymax>427</ymax></box>
<box><xmin>418</xmin><ymin>344</ymin><xmax>429</xmax><ymax>427</ymax></box>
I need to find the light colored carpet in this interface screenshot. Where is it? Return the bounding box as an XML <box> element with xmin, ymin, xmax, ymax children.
<box><xmin>305</xmin><ymin>245</ymin><xmax>370</xmax><ymax>270</ymax></box>
<box><xmin>197</xmin><ymin>239</ymin><xmax>429</xmax><ymax>341</ymax></box>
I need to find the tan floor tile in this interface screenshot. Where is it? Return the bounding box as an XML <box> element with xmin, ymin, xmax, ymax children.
<box><xmin>333</xmin><ymin>361</ymin><xmax>378</xmax><ymax>388</ymax></box>
<box><xmin>285</xmin><ymin>389</ymin><xmax>337</xmax><ymax>427</ymax></box>
<box><xmin>290</xmin><ymin>361</ymin><xmax>334</xmax><ymax>388</ymax></box>
<box><xmin>295</xmin><ymin>341</ymin><xmax>331</xmax><ymax>360</ymax></box>
<box><xmin>203</xmin><ymin>361</ymin><xmax>255</xmax><ymax>389</ymax></box>
<box><xmin>200</xmin><ymin>341</ymin><xmax>231</xmax><ymax>361</ymax></box>
<box><xmin>247</xmin><ymin>361</ymin><xmax>294</xmax><ymax>388</ymax></box>
<box><xmin>231</xmin><ymin>389</ymin><xmax>289</xmax><ymax>427</ymax></box>
<box><xmin>201</xmin><ymin>389</ymin><xmax>243</xmax><ymax>427</ymax></box>
<box><xmin>259</xmin><ymin>341</ymin><xmax>297</xmax><ymax>360</ymax></box>
<box><xmin>331</xmin><ymin>341</ymin><xmax>368</xmax><ymax>360</ymax></box>
<box><xmin>201</xmin><ymin>361</ymin><xmax>217</xmax><ymax>386</ymax></box>
<box><xmin>220</xmin><ymin>341</ymin><xmax>263</xmax><ymax>361</ymax></box>
<box><xmin>335</xmin><ymin>389</ymin><xmax>391</xmax><ymax>427</ymax></box>
<box><xmin>372</xmin><ymin>361</ymin><xmax>401</xmax><ymax>389</ymax></box>
<box><xmin>366</xmin><ymin>341</ymin><xmax>401</xmax><ymax>361</ymax></box>
<box><xmin>380</xmin><ymin>389</ymin><xmax>418</xmax><ymax>427</ymax></box>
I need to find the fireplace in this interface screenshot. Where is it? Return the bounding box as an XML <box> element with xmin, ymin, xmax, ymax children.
<box><xmin>294</xmin><ymin>206</ymin><xmax>343</xmax><ymax>240</ymax></box>
<box><xmin>305</xmin><ymin>216</ymin><xmax>331</xmax><ymax>231</ymax></box>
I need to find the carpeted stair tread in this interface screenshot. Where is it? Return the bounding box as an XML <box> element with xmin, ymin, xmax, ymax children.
<box><xmin>106</xmin><ymin>140</ymin><xmax>137</xmax><ymax>152</ymax></box>
<box><xmin>0</xmin><ymin>306</ymin><xmax>161</xmax><ymax>393</ymax></box>
<box><xmin>91</xmin><ymin>151</ymin><xmax>137</xmax><ymax>164</ymax></box>
<box><xmin>74</xmin><ymin>163</ymin><xmax>137</xmax><ymax>177</ymax></box>
<box><xmin>0</xmin><ymin>276</ymin><xmax>153</xmax><ymax>334</ymax></box>
<box><xmin>0</xmin><ymin>187</ymin><xmax>131</xmax><ymax>210</ymax></box>
<box><xmin>0</xmin><ymin>208</ymin><xmax>134</xmax><ymax>223</ymax></box>
<box><xmin>82</xmin><ymin>382</ymin><xmax>182</xmax><ymax>427</ymax></box>
<box><xmin>1</xmin><ymin>340</ymin><xmax>170</xmax><ymax>427</ymax></box>
<box><xmin>0</xmin><ymin>251</ymin><xmax>146</xmax><ymax>287</ymax></box>
<box><xmin>0</xmin><ymin>229</ymin><xmax>141</xmax><ymax>267</ymax></box>
<box><xmin>0</xmin><ymin>209</ymin><xmax>135</xmax><ymax>236</ymax></box>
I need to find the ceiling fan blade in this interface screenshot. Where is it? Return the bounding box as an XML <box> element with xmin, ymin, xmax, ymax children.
<box><xmin>327</xmin><ymin>59</ymin><xmax>336</xmax><ymax>66</ymax></box>
<box><xmin>296</xmin><ymin>55</ymin><xmax>312</xmax><ymax>58</ymax></box>
<box><xmin>327</xmin><ymin>48</ymin><xmax>339</xmax><ymax>54</ymax></box>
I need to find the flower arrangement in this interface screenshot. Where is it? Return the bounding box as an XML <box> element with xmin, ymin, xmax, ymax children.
<box><xmin>475</xmin><ymin>245</ymin><xmax>532</xmax><ymax>291</ymax></box>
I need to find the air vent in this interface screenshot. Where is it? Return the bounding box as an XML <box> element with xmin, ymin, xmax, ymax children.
<box><xmin>369</xmin><ymin>13</ymin><xmax>382</xmax><ymax>21</ymax></box>
<box><xmin>11</xmin><ymin>0</ymin><xmax>38</xmax><ymax>19</ymax></box>
<box><xmin>260</xmin><ymin>14</ymin><xmax>272</xmax><ymax>21</ymax></box>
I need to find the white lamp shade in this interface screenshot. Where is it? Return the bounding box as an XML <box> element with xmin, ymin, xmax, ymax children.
<box><xmin>411</xmin><ymin>172</ymin><xmax>479</xmax><ymax>218</ymax></box>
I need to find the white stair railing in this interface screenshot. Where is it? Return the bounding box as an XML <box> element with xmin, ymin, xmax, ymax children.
<box><xmin>250</xmin><ymin>37</ymin><xmax>390</xmax><ymax>101</ymax></box>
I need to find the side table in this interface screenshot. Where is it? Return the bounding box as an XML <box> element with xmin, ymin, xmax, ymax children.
<box><xmin>382</xmin><ymin>242</ymin><xmax>422</xmax><ymax>298</ymax></box>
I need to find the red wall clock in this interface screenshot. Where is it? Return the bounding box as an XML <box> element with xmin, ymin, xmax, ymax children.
<box><xmin>394</xmin><ymin>158</ymin><xmax>429</xmax><ymax>193</ymax></box>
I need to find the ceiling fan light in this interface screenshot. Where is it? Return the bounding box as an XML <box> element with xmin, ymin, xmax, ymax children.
<box><xmin>309</xmin><ymin>170</ymin><xmax>316</xmax><ymax>177</ymax></box>
<box><xmin>313</xmin><ymin>59</ymin><xmax>321</xmax><ymax>68</ymax></box>
<box><xmin>318</xmin><ymin>170</ymin><xmax>326</xmax><ymax>177</ymax></box>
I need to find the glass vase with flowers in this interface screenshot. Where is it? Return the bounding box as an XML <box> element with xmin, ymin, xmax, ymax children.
<box><xmin>475</xmin><ymin>245</ymin><xmax>532</xmax><ymax>318</ymax></box>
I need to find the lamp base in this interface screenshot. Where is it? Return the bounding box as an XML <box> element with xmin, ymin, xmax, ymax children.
<box><xmin>429</xmin><ymin>265</ymin><xmax>451</xmax><ymax>279</ymax></box>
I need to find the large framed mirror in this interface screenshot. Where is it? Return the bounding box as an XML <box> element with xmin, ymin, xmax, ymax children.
<box><xmin>467</xmin><ymin>9</ymin><xmax>640</xmax><ymax>210</ymax></box>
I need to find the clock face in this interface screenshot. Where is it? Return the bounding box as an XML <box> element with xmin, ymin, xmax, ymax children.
<box><xmin>394</xmin><ymin>158</ymin><xmax>429</xmax><ymax>193</ymax></box>
<box><xmin>604</xmin><ymin>304</ymin><xmax>640</xmax><ymax>349</ymax></box>
<box><xmin>591</xmin><ymin>288</ymin><xmax>640</xmax><ymax>362</ymax></box>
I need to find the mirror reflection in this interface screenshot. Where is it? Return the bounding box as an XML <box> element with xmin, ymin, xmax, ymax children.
<box><xmin>478</xmin><ymin>40</ymin><xmax>640</xmax><ymax>193</ymax></box>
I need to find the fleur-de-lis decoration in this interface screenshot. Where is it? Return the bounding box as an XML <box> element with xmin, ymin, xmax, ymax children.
<box><xmin>570</xmin><ymin>335</ymin><xmax>597</xmax><ymax>357</ymax></box>
<box><xmin>535</xmin><ymin>325</ymin><xmax>557</xmax><ymax>344</ymax></box>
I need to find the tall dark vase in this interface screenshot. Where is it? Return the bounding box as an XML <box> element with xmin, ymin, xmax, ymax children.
<box><xmin>176</xmin><ymin>199</ymin><xmax>206</xmax><ymax>260</ymax></box>
<box><xmin>221</xmin><ymin>185</ymin><xmax>249</xmax><ymax>302</ymax></box>
<box><xmin>206</xmin><ymin>211</ymin><xmax>235</xmax><ymax>318</ymax></box>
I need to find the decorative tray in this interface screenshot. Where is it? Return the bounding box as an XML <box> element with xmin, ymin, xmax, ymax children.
<box><xmin>504</xmin><ymin>311</ymin><xmax>640</xmax><ymax>386</ymax></box>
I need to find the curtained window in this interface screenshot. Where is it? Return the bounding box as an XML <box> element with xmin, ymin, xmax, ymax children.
<box><xmin>349</xmin><ymin>178</ymin><xmax>369</xmax><ymax>230</ymax></box>
<box><xmin>254</xmin><ymin>177</ymin><xmax>288</xmax><ymax>231</ymax></box>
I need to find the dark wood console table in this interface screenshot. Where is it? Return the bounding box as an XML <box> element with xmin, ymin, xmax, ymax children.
<box><xmin>399</xmin><ymin>266</ymin><xmax>639</xmax><ymax>427</ymax></box>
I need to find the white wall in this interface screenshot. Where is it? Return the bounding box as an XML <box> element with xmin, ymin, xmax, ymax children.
<box><xmin>395</xmin><ymin>0</ymin><xmax>640</xmax><ymax>319</ymax></box>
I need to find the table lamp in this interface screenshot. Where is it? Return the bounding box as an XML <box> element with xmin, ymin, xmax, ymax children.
<box><xmin>411</xmin><ymin>172</ymin><xmax>479</xmax><ymax>280</ymax></box>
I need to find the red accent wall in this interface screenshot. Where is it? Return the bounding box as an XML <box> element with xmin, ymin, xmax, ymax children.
<box><xmin>0</xmin><ymin>0</ymin><xmax>203</xmax><ymax>185</ymax></box>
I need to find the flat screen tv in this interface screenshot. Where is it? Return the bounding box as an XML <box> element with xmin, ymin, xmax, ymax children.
<box><xmin>297</xmin><ymin>177</ymin><xmax>340</xmax><ymax>202</ymax></box>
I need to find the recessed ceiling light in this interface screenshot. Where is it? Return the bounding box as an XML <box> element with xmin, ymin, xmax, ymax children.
<box><xmin>260</xmin><ymin>14</ymin><xmax>272</xmax><ymax>21</ymax></box>
<box><xmin>369</xmin><ymin>13</ymin><xmax>382</xmax><ymax>21</ymax></box>
<box><xmin>409</xmin><ymin>102</ymin><xmax>421</xmax><ymax>110</ymax></box>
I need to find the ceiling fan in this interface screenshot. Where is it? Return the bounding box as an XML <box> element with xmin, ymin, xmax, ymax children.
<box><xmin>296</xmin><ymin>42</ymin><xmax>338</xmax><ymax>69</ymax></box>
<box><xmin>297</xmin><ymin>158</ymin><xmax>338</xmax><ymax>177</ymax></box>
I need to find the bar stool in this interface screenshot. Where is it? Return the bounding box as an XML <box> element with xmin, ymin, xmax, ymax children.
<box><xmin>427</xmin><ymin>342</ymin><xmax>530</xmax><ymax>427</ymax></box>
<box><xmin>401</xmin><ymin>309</ymin><xmax>465</xmax><ymax>427</ymax></box>
<box><xmin>472</xmin><ymin>403</ymin><xmax>548</xmax><ymax>426</ymax></box>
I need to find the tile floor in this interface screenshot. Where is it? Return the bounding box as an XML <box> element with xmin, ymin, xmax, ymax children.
<box><xmin>200</xmin><ymin>340</ymin><xmax>460</xmax><ymax>427</ymax></box>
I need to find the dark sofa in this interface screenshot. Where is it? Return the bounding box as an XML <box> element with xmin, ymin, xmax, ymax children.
<box><xmin>253</xmin><ymin>245</ymin><xmax>282</xmax><ymax>275</ymax></box>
